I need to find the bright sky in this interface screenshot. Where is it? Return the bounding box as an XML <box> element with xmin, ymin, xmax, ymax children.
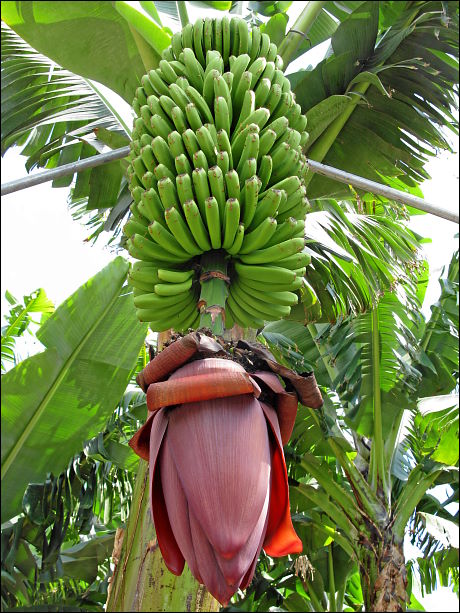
<box><xmin>1</xmin><ymin>3</ymin><xmax>459</xmax><ymax>608</ymax></box>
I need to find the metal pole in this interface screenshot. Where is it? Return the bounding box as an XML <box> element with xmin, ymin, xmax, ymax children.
<box><xmin>1</xmin><ymin>146</ymin><xmax>131</xmax><ymax>196</ymax></box>
<box><xmin>1</xmin><ymin>145</ymin><xmax>458</xmax><ymax>224</ymax></box>
<box><xmin>305</xmin><ymin>159</ymin><xmax>459</xmax><ymax>224</ymax></box>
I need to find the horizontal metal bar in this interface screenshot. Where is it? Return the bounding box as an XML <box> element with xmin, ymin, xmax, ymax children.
<box><xmin>1</xmin><ymin>145</ymin><xmax>458</xmax><ymax>224</ymax></box>
<box><xmin>305</xmin><ymin>159</ymin><xmax>459</xmax><ymax>224</ymax></box>
<box><xmin>1</xmin><ymin>146</ymin><xmax>131</xmax><ymax>196</ymax></box>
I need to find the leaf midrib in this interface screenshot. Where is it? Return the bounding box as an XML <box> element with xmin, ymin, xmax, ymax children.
<box><xmin>1</xmin><ymin>280</ymin><xmax>124</xmax><ymax>481</ymax></box>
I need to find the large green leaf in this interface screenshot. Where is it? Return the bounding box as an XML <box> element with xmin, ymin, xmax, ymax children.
<box><xmin>1</xmin><ymin>1</ymin><xmax>164</xmax><ymax>103</ymax></box>
<box><xmin>290</xmin><ymin>2</ymin><xmax>459</xmax><ymax>200</ymax></box>
<box><xmin>1</xmin><ymin>257</ymin><xmax>148</xmax><ymax>523</ymax></box>
<box><xmin>296</xmin><ymin>201</ymin><xmax>421</xmax><ymax>323</ymax></box>
<box><xmin>1</xmin><ymin>287</ymin><xmax>54</xmax><ymax>373</ymax></box>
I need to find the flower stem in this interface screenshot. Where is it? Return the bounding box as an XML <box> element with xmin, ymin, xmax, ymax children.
<box><xmin>303</xmin><ymin>81</ymin><xmax>370</xmax><ymax>187</ymax></box>
<box><xmin>278</xmin><ymin>1</ymin><xmax>326</xmax><ymax>67</ymax></box>
<box><xmin>176</xmin><ymin>1</ymin><xmax>189</xmax><ymax>27</ymax></box>
<box><xmin>198</xmin><ymin>250</ymin><xmax>229</xmax><ymax>335</ymax></box>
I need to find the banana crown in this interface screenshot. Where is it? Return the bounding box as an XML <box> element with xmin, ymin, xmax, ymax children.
<box><xmin>125</xmin><ymin>17</ymin><xmax>311</xmax><ymax>331</ymax></box>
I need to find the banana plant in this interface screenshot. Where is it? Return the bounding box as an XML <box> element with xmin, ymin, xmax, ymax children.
<box><xmin>1</xmin><ymin>1</ymin><xmax>458</xmax><ymax>611</ymax></box>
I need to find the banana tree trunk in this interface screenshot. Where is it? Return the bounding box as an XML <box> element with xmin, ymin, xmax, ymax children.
<box><xmin>106</xmin><ymin>457</ymin><xmax>220</xmax><ymax>612</ymax></box>
<box><xmin>359</xmin><ymin>534</ymin><xmax>407</xmax><ymax>612</ymax></box>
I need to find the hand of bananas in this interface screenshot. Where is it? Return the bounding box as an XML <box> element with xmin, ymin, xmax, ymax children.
<box><xmin>125</xmin><ymin>16</ymin><xmax>311</xmax><ymax>331</ymax></box>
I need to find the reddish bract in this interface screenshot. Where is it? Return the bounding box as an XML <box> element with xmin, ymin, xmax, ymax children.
<box><xmin>130</xmin><ymin>350</ymin><xmax>304</xmax><ymax>605</ymax></box>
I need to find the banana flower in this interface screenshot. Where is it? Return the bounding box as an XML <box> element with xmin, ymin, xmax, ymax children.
<box><xmin>130</xmin><ymin>332</ymin><xmax>322</xmax><ymax>605</ymax></box>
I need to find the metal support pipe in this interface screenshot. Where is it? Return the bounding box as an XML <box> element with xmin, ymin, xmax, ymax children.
<box><xmin>305</xmin><ymin>159</ymin><xmax>459</xmax><ymax>224</ymax></box>
<box><xmin>1</xmin><ymin>145</ymin><xmax>458</xmax><ymax>224</ymax></box>
<box><xmin>1</xmin><ymin>146</ymin><xmax>131</xmax><ymax>196</ymax></box>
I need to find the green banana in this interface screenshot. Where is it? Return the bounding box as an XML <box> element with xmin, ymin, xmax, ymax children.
<box><xmin>151</xmin><ymin>136</ymin><xmax>174</xmax><ymax>174</ymax></box>
<box><xmin>148</xmin><ymin>70</ymin><xmax>170</xmax><ymax>97</ymax></box>
<box><xmin>134</xmin><ymin>290</ymin><xmax>191</xmax><ymax>309</ymax></box>
<box><xmin>185</xmin><ymin>85</ymin><xmax>214</xmax><ymax>124</ymax></box>
<box><xmin>229</xmin><ymin>53</ymin><xmax>250</xmax><ymax>88</ymax></box>
<box><xmin>222</xmin><ymin>16</ymin><xmax>231</xmax><ymax>65</ymax></box>
<box><xmin>204</xmin><ymin>196</ymin><xmax>221</xmax><ymax>249</ymax></box>
<box><xmin>155</xmin><ymin>276</ymin><xmax>193</xmax><ymax>296</ymax></box>
<box><xmin>157</xmin><ymin>176</ymin><xmax>180</xmax><ymax>210</ymax></box>
<box><xmin>247</xmin><ymin>56</ymin><xmax>266</xmax><ymax>89</ymax></box>
<box><xmin>128</xmin><ymin>276</ymin><xmax>158</xmax><ymax>293</ymax></box>
<box><xmin>236</xmin><ymin>132</ymin><xmax>259</xmax><ymax>176</ymax></box>
<box><xmin>182</xmin><ymin>128</ymin><xmax>200</xmax><ymax>159</ymax></box>
<box><xmin>240</xmin><ymin>217</ymin><xmax>277</xmax><ymax>254</ymax></box>
<box><xmin>241</xmin><ymin>175</ymin><xmax>260</xmax><ymax>228</ymax></box>
<box><xmin>142</xmin><ymin>171</ymin><xmax>156</xmax><ymax>190</ymax></box>
<box><xmin>168</xmin><ymin>131</ymin><xmax>186</xmax><ymax>158</ymax></box>
<box><xmin>195</xmin><ymin>125</ymin><xmax>216</xmax><ymax>165</ymax></box>
<box><xmin>175</xmin><ymin>153</ymin><xmax>192</xmax><ymax>176</ymax></box>
<box><xmin>237</xmin><ymin>18</ymin><xmax>249</xmax><ymax>54</ymax></box>
<box><xmin>258</xmin><ymin>155</ymin><xmax>272</xmax><ymax>191</ymax></box>
<box><xmin>140</xmin><ymin>145</ymin><xmax>157</xmax><ymax>170</ymax></box>
<box><xmin>139</xmin><ymin>188</ymin><xmax>166</xmax><ymax>225</ymax></box>
<box><xmin>249</xmin><ymin>25</ymin><xmax>261</xmax><ymax>62</ymax></box>
<box><xmin>135</xmin><ymin>86</ymin><xmax>148</xmax><ymax>107</ymax></box>
<box><xmin>231</xmin><ymin>122</ymin><xmax>259</xmax><ymax>166</ymax></box>
<box><xmin>216</xmin><ymin>129</ymin><xmax>233</xmax><ymax>167</ymax></box>
<box><xmin>171</xmin><ymin>105</ymin><xmax>188</xmax><ymax>134</ymax></box>
<box><xmin>216</xmin><ymin>150</ymin><xmax>230</xmax><ymax>175</ymax></box>
<box><xmin>164</xmin><ymin>207</ymin><xmax>202</xmax><ymax>256</ymax></box>
<box><xmin>230</xmin><ymin>18</ymin><xmax>240</xmax><ymax>57</ymax></box>
<box><xmin>192</xmin><ymin>18</ymin><xmax>206</xmax><ymax>67</ymax></box>
<box><xmin>159</xmin><ymin>58</ymin><xmax>177</xmax><ymax>84</ymax></box>
<box><xmin>130</xmin><ymin>267</ymin><xmax>160</xmax><ymax>285</ymax></box>
<box><xmin>239</xmin><ymin>157</ymin><xmax>257</xmax><ymax>185</ymax></box>
<box><xmin>192</xmin><ymin>167</ymin><xmax>211</xmax><ymax>217</ymax></box>
<box><xmin>154</xmin><ymin>164</ymin><xmax>175</xmax><ymax>183</ymax></box>
<box><xmin>226</xmin><ymin>293</ymin><xmax>265</xmax><ymax>329</ymax></box>
<box><xmin>213</xmin><ymin>18</ymin><xmax>223</xmax><ymax>55</ymax></box>
<box><xmin>204</xmin><ymin>17</ymin><xmax>214</xmax><ymax>54</ymax></box>
<box><xmin>171</xmin><ymin>31</ymin><xmax>183</xmax><ymax>61</ymax></box>
<box><xmin>237</xmin><ymin>278</ymin><xmax>298</xmax><ymax>306</ymax></box>
<box><xmin>267</xmin><ymin>42</ymin><xmax>278</xmax><ymax>63</ymax></box>
<box><xmin>182</xmin><ymin>47</ymin><xmax>204</xmax><ymax>90</ymax></box>
<box><xmin>185</xmin><ymin>102</ymin><xmax>203</xmax><ymax>132</ymax></box>
<box><xmin>148</xmin><ymin>220</ymin><xmax>190</xmax><ymax>258</ymax></box>
<box><xmin>208</xmin><ymin>165</ymin><xmax>226</xmax><ymax>218</ymax></box>
<box><xmin>238</xmin><ymin>237</ymin><xmax>305</xmax><ymax>265</ymax></box>
<box><xmin>131</xmin><ymin>234</ymin><xmax>190</xmax><ymax>263</ymax></box>
<box><xmin>158</xmin><ymin>268</ymin><xmax>195</xmax><ymax>283</ymax></box>
<box><xmin>240</xmin><ymin>275</ymin><xmax>303</xmax><ymax>293</ymax></box>
<box><xmin>226</xmin><ymin>223</ymin><xmax>245</xmax><ymax>255</ymax></box>
<box><xmin>215</xmin><ymin>96</ymin><xmax>230</xmax><ymax>135</ymax></box>
<box><xmin>254</xmin><ymin>77</ymin><xmax>271</xmax><ymax>108</ymax></box>
<box><xmin>193</xmin><ymin>150</ymin><xmax>209</xmax><ymax>172</ymax></box>
<box><xmin>268</xmin><ymin>249</ymin><xmax>312</xmax><ymax>270</ymax></box>
<box><xmin>234</xmin><ymin>89</ymin><xmax>255</xmax><ymax>134</ymax></box>
<box><xmin>183</xmin><ymin>199</ymin><xmax>212</xmax><ymax>251</ymax></box>
<box><xmin>137</xmin><ymin>292</ymin><xmax>193</xmax><ymax>320</ymax></box>
<box><xmin>203</xmin><ymin>68</ymin><xmax>220</xmax><ymax>109</ymax></box>
<box><xmin>181</xmin><ymin>22</ymin><xmax>194</xmax><ymax>50</ymax></box>
<box><xmin>176</xmin><ymin>173</ymin><xmax>195</xmax><ymax>205</ymax></box>
<box><xmin>233</xmin><ymin>261</ymin><xmax>296</xmax><ymax>285</ymax></box>
<box><xmin>222</xmin><ymin>198</ymin><xmax>240</xmax><ymax>250</ymax></box>
<box><xmin>213</xmin><ymin>74</ymin><xmax>232</xmax><ymax>125</ymax></box>
<box><xmin>225</xmin><ymin>169</ymin><xmax>240</xmax><ymax>200</ymax></box>
<box><xmin>232</xmin><ymin>71</ymin><xmax>253</xmax><ymax>122</ymax></box>
<box><xmin>123</xmin><ymin>219</ymin><xmax>149</xmax><ymax>238</ymax></box>
<box><xmin>265</xmin><ymin>218</ymin><xmax>304</xmax><ymax>247</ymax></box>
<box><xmin>232</xmin><ymin>280</ymin><xmax>290</xmax><ymax>319</ymax></box>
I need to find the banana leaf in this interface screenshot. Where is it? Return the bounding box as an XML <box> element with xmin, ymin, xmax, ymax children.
<box><xmin>1</xmin><ymin>257</ymin><xmax>148</xmax><ymax>523</ymax></box>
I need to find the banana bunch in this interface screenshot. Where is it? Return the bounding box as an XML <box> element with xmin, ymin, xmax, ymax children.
<box><xmin>125</xmin><ymin>16</ymin><xmax>311</xmax><ymax>330</ymax></box>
